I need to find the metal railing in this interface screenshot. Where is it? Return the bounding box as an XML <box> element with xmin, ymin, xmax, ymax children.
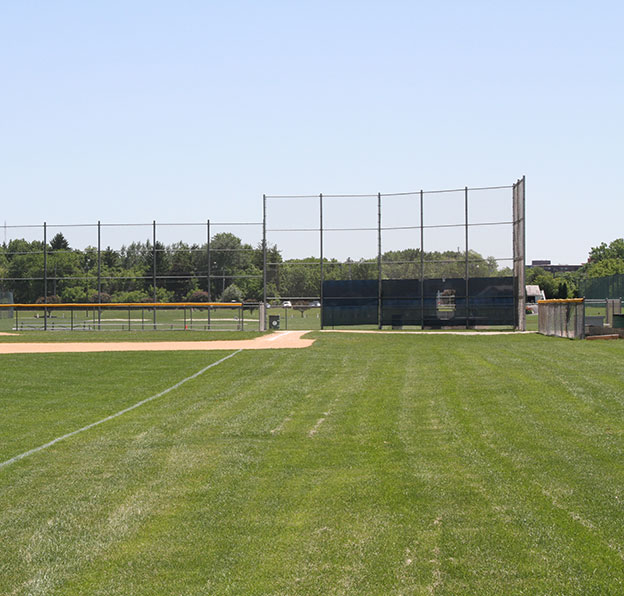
<box><xmin>0</xmin><ymin>302</ymin><xmax>264</xmax><ymax>332</ymax></box>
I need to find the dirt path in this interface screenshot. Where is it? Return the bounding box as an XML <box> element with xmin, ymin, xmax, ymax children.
<box><xmin>0</xmin><ymin>331</ymin><xmax>315</xmax><ymax>354</ymax></box>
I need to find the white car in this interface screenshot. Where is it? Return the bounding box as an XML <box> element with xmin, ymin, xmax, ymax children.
<box><xmin>282</xmin><ymin>301</ymin><xmax>292</xmax><ymax>308</ymax></box>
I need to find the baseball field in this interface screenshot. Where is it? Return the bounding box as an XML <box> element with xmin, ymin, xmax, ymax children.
<box><xmin>1</xmin><ymin>331</ymin><xmax>623</xmax><ymax>595</ymax></box>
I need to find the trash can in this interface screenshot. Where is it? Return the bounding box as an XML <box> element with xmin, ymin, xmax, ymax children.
<box><xmin>269</xmin><ymin>315</ymin><xmax>280</xmax><ymax>330</ymax></box>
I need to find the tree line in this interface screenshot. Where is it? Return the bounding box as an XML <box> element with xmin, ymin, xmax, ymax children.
<box><xmin>0</xmin><ymin>232</ymin><xmax>267</xmax><ymax>304</ymax></box>
<box><xmin>526</xmin><ymin>238</ymin><xmax>624</xmax><ymax>299</ymax></box>
<box><xmin>5</xmin><ymin>230</ymin><xmax>620</xmax><ymax>303</ymax></box>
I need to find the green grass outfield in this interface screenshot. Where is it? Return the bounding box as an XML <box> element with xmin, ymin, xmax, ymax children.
<box><xmin>1</xmin><ymin>333</ymin><xmax>623</xmax><ymax>594</ymax></box>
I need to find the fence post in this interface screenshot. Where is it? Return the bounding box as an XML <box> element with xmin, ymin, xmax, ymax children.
<box><xmin>378</xmin><ymin>192</ymin><xmax>382</xmax><ymax>329</ymax></box>
<box><xmin>262</xmin><ymin>194</ymin><xmax>267</xmax><ymax>330</ymax></box>
<box><xmin>513</xmin><ymin>177</ymin><xmax>526</xmax><ymax>331</ymax></box>
<box><xmin>465</xmin><ymin>186</ymin><xmax>470</xmax><ymax>329</ymax></box>
<box><xmin>43</xmin><ymin>222</ymin><xmax>47</xmax><ymax>331</ymax></box>
<box><xmin>259</xmin><ymin>302</ymin><xmax>266</xmax><ymax>332</ymax></box>
<box><xmin>97</xmin><ymin>220</ymin><xmax>101</xmax><ymax>330</ymax></box>
<box><xmin>152</xmin><ymin>220</ymin><xmax>157</xmax><ymax>330</ymax></box>
<box><xmin>319</xmin><ymin>193</ymin><xmax>324</xmax><ymax>330</ymax></box>
<box><xmin>207</xmin><ymin>219</ymin><xmax>211</xmax><ymax>300</ymax></box>
<box><xmin>420</xmin><ymin>191</ymin><xmax>424</xmax><ymax>330</ymax></box>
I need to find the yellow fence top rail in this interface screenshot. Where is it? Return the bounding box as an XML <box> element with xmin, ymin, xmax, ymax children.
<box><xmin>537</xmin><ymin>298</ymin><xmax>584</xmax><ymax>304</ymax></box>
<box><xmin>0</xmin><ymin>302</ymin><xmax>243</xmax><ymax>308</ymax></box>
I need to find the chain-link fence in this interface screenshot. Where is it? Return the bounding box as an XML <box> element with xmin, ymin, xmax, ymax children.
<box><xmin>0</xmin><ymin>220</ymin><xmax>262</xmax><ymax>305</ymax></box>
<box><xmin>0</xmin><ymin>302</ymin><xmax>264</xmax><ymax>332</ymax></box>
<box><xmin>0</xmin><ymin>291</ymin><xmax>13</xmax><ymax>324</ymax></box>
<box><xmin>0</xmin><ymin>179</ymin><xmax>527</xmax><ymax>333</ymax></box>
<box><xmin>263</xmin><ymin>179</ymin><xmax>526</xmax><ymax>329</ymax></box>
<box><xmin>580</xmin><ymin>274</ymin><xmax>624</xmax><ymax>300</ymax></box>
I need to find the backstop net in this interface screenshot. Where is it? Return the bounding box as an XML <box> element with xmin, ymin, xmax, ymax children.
<box><xmin>263</xmin><ymin>178</ymin><xmax>526</xmax><ymax>329</ymax></box>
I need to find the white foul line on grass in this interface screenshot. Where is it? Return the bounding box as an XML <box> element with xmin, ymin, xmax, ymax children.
<box><xmin>267</xmin><ymin>331</ymin><xmax>291</xmax><ymax>342</ymax></box>
<box><xmin>0</xmin><ymin>349</ymin><xmax>242</xmax><ymax>471</ymax></box>
<box><xmin>308</xmin><ymin>409</ymin><xmax>332</xmax><ymax>437</ymax></box>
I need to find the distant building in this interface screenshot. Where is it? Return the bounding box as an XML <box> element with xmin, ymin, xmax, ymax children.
<box><xmin>528</xmin><ymin>260</ymin><xmax>582</xmax><ymax>273</ymax></box>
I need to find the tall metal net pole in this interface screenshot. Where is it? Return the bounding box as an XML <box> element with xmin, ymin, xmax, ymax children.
<box><xmin>521</xmin><ymin>177</ymin><xmax>526</xmax><ymax>330</ymax></box>
<box><xmin>207</xmin><ymin>219</ymin><xmax>211</xmax><ymax>300</ymax></box>
<box><xmin>512</xmin><ymin>177</ymin><xmax>526</xmax><ymax>331</ymax></box>
<box><xmin>97</xmin><ymin>220</ymin><xmax>101</xmax><ymax>330</ymax></box>
<box><xmin>420</xmin><ymin>191</ymin><xmax>424</xmax><ymax>330</ymax></box>
<box><xmin>319</xmin><ymin>193</ymin><xmax>324</xmax><ymax>330</ymax></box>
<box><xmin>377</xmin><ymin>192</ymin><xmax>382</xmax><ymax>329</ymax></box>
<box><xmin>43</xmin><ymin>221</ymin><xmax>47</xmax><ymax>331</ymax></box>
<box><xmin>152</xmin><ymin>220</ymin><xmax>157</xmax><ymax>329</ymax></box>
<box><xmin>262</xmin><ymin>194</ymin><xmax>267</xmax><ymax>330</ymax></box>
<box><xmin>465</xmin><ymin>186</ymin><xmax>469</xmax><ymax>329</ymax></box>
<box><xmin>516</xmin><ymin>176</ymin><xmax>526</xmax><ymax>331</ymax></box>
<box><xmin>512</xmin><ymin>182</ymin><xmax>520</xmax><ymax>329</ymax></box>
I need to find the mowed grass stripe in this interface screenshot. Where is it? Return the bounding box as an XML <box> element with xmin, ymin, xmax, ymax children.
<box><xmin>1</xmin><ymin>350</ymin><xmax>270</xmax><ymax>595</ymax></box>
<box><xmin>468</xmin><ymin>338</ymin><xmax>624</xmax><ymax>552</ymax></box>
<box><xmin>0</xmin><ymin>351</ymin><xmax>242</xmax><ymax>470</ymax></box>
<box><xmin>0</xmin><ymin>351</ymin><xmax>241</xmax><ymax>461</ymax></box>
<box><xmin>1</xmin><ymin>334</ymin><xmax>624</xmax><ymax>594</ymax></box>
<box><xmin>426</xmin><ymin>337</ymin><xmax>624</xmax><ymax>593</ymax></box>
<box><xmin>224</xmin><ymin>340</ymin><xmax>418</xmax><ymax>594</ymax></box>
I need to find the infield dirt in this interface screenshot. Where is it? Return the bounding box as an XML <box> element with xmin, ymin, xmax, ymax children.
<box><xmin>0</xmin><ymin>330</ymin><xmax>315</xmax><ymax>354</ymax></box>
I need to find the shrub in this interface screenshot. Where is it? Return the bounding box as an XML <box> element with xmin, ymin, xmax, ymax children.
<box><xmin>221</xmin><ymin>284</ymin><xmax>243</xmax><ymax>302</ymax></box>
<box><xmin>186</xmin><ymin>290</ymin><xmax>211</xmax><ymax>302</ymax></box>
<box><xmin>35</xmin><ymin>295</ymin><xmax>61</xmax><ymax>304</ymax></box>
<box><xmin>87</xmin><ymin>291</ymin><xmax>111</xmax><ymax>303</ymax></box>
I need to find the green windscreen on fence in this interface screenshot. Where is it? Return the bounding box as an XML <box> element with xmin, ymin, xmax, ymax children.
<box><xmin>322</xmin><ymin>280</ymin><xmax>378</xmax><ymax>327</ymax></box>
<box><xmin>322</xmin><ymin>277</ymin><xmax>514</xmax><ymax>327</ymax></box>
<box><xmin>581</xmin><ymin>274</ymin><xmax>624</xmax><ymax>299</ymax></box>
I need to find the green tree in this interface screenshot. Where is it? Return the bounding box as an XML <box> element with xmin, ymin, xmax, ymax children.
<box><xmin>6</xmin><ymin>239</ymin><xmax>45</xmax><ymax>302</ymax></box>
<box><xmin>583</xmin><ymin>258</ymin><xmax>624</xmax><ymax>279</ymax></box>
<box><xmin>588</xmin><ymin>238</ymin><xmax>624</xmax><ymax>263</ymax></box>
<box><xmin>526</xmin><ymin>267</ymin><xmax>558</xmax><ymax>299</ymax></box>
<box><xmin>50</xmin><ymin>233</ymin><xmax>70</xmax><ymax>251</ymax></box>
<box><xmin>166</xmin><ymin>242</ymin><xmax>197</xmax><ymax>300</ymax></box>
<box><xmin>221</xmin><ymin>283</ymin><xmax>243</xmax><ymax>302</ymax></box>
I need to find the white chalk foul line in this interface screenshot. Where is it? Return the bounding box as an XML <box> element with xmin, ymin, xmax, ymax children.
<box><xmin>267</xmin><ymin>331</ymin><xmax>291</xmax><ymax>342</ymax></box>
<box><xmin>0</xmin><ymin>349</ymin><xmax>242</xmax><ymax>471</ymax></box>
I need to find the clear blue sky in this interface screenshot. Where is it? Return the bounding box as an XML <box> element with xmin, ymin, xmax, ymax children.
<box><xmin>1</xmin><ymin>1</ymin><xmax>622</xmax><ymax>264</ymax></box>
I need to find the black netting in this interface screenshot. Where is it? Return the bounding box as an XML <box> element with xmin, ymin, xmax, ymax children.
<box><xmin>322</xmin><ymin>277</ymin><xmax>514</xmax><ymax>327</ymax></box>
<box><xmin>466</xmin><ymin>277</ymin><xmax>514</xmax><ymax>326</ymax></box>
<box><xmin>381</xmin><ymin>279</ymin><xmax>422</xmax><ymax>326</ymax></box>
<box><xmin>322</xmin><ymin>280</ymin><xmax>378</xmax><ymax>326</ymax></box>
